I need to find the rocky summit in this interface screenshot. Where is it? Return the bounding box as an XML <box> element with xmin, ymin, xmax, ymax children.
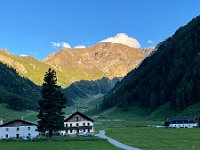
<box><xmin>43</xmin><ymin>42</ymin><xmax>152</xmax><ymax>83</ymax></box>
<box><xmin>0</xmin><ymin>34</ymin><xmax>152</xmax><ymax>87</ymax></box>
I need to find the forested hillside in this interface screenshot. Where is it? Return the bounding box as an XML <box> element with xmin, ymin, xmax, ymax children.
<box><xmin>63</xmin><ymin>77</ymin><xmax>120</xmax><ymax>105</ymax></box>
<box><xmin>0</xmin><ymin>62</ymin><xmax>41</xmax><ymax>110</ymax></box>
<box><xmin>101</xmin><ymin>15</ymin><xmax>200</xmax><ymax>112</ymax></box>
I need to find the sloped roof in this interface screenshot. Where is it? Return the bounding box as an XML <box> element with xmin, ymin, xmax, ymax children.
<box><xmin>0</xmin><ymin>119</ymin><xmax>37</xmax><ymax>127</ymax></box>
<box><xmin>165</xmin><ymin>116</ymin><xmax>197</xmax><ymax>122</ymax></box>
<box><xmin>64</xmin><ymin>111</ymin><xmax>94</xmax><ymax>122</ymax></box>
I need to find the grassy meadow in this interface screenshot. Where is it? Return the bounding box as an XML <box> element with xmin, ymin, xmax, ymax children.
<box><xmin>93</xmin><ymin>104</ymin><xmax>200</xmax><ymax>150</ymax></box>
<box><xmin>106</xmin><ymin>127</ymin><xmax>200</xmax><ymax>150</ymax></box>
<box><xmin>0</xmin><ymin>137</ymin><xmax>120</xmax><ymax>150</ymax></box>
<box><xmin>0</xmin><ymin>104</ymin><xmax>37</xmax><ymax>122</ymax></box>
<box><xmin>1</xmin><ymin>95</ymin><xmax>200</xmax><ymax>150</ymax></box>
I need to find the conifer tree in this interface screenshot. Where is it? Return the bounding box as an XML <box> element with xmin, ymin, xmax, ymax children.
<box><xmin>37</xmin><ymin>68</ymin><xmax>66</xmax><ymax>137</ymax></box>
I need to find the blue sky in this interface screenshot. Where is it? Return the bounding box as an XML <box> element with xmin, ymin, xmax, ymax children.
<box><xmin>0</xmin><ymin>0</ymin><xmax>200</xmax><ymax>60</ymax></box>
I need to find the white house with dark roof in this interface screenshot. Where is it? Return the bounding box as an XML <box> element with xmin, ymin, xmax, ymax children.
<box><xmin>62</xmin><ymin>111</ymin><xmax>94</xmax><ymax>135</ymax></box>
<box><xmin>164</xmin><ymin>116</ymin><xmax>198</xmax><ymax>128</ymax></box>
<box><xmin>0</xmin><ymin>119</ymin><xmax>39</xmax><ymax>139</ymax></box>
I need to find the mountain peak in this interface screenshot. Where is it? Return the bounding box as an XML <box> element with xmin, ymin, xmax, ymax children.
<box><xmin>100</xmin><ymin>33</ymin><xmax>141</xmax><ymax>48</ymax></box>
<box><xmin>0</xmin><ymin>48</ymin><xmax>9</xmax><ymax>54</ymax></box>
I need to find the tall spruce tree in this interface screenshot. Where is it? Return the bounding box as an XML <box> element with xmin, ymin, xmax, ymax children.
<box><xmin>37</xmin><ymin>68</ymin><xmax>66</xmax><ymax>137</ymax></box>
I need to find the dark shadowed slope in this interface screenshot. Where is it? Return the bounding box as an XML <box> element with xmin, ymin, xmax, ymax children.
<box><xmin>101</xmin><ymin>15</ymin><xmax>200</xmax><ymax>114</ymax></box>
<box><xmin>0</xmin><ymin>62</ymin><xmax>40</xmax><ymax>110</ymax></box>
<box><xmin>63</xmin><ymin>77</ymin><xmax>121</xmax><ymax>105</ymax></box>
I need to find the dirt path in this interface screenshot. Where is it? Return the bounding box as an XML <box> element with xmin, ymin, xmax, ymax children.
<box><xmin>95</xmin><ymin>130</ymin><xmax>140</xmax><ymax>150</ymax></box>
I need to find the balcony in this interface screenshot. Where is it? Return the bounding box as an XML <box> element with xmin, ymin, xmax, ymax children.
<box><xmin>65</xmin><ymin>126</ymin><xmax>93</xmax><ymax>130</ymax></box>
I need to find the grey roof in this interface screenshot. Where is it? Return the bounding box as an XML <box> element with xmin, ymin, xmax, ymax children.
<box><xmin>0</xmin><ymin>119</ymin><xmax>37</xmax><ymax>127</ymax></box>
<box><xmin>166</xmin><ymin>116</ymin><xmax>197</xmax><ymax>122</ymax></box>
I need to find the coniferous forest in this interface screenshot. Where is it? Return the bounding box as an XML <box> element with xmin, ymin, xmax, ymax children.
<box><xmin>101</xmin><ymin>15</ymin><xmax>200</xmax><ymax>112</ymax></box>
<box><xmin>0</xmin><ymin>62</ymin><xmax>41</xmax><ymax>110</ymax></box>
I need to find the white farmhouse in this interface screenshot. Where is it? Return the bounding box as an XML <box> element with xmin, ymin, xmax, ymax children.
<box><xmin>164</xmin><ymin>116</ymin><xmax>198</xmax><ymax>128</ymax></box>
<box><xmin>0</xmin><ymin>119</ymin><xmax>39</xmax><ymax>139</ymax></box>
<box><xmin>62</xmin><ymin>111</ymin><xmax>94</xmax><ymax>135</ymax></box>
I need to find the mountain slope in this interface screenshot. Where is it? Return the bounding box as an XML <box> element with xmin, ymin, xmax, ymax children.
<box><xmin>0</xmin><ymin>49</ymin><xmax>70</xmax><ymax>87</ymax></box>
<box><xmin>0</xmin><ymin>62</ymin><xmax>41</xmax><ymax>110</ymax></box>
<box><xmin>63</xmin><ymin>77</ymin><xmax>121</xmax><ymax>105</ymax></box>
<box><xmin>43</xmin><ymin>42</ymin><xmax>152</xmax><ymax>83</ymax></box>
<box><xmin>101</xmin><ymin>15</ymin><xmax>200</xmax><ymax>114</ymax></box>
<box><xmin>0</xmin><ymin>41</ymin><xmax>152</xmax><ymax>88</ymax></box>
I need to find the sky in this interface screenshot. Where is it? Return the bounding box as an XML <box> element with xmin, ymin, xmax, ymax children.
<box><xmin>0</xmin><ymin>0</ymin><xmax>200</xmax><ymax>60</ymax></box>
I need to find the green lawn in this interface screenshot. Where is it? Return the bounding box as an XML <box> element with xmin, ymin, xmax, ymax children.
<box><xmin>95</xmin><ymin>119</ymin><xmax>161</xmax><ymax>131</ymax></box>
<box><xmin>106</xmin><ymin>127</ymin><xmax>200</xmax><ymax>150</ymax></box>
<box><xmin>0</xmin><ymin>137</ymin><xmax>120</xmax><ymax>150</ymax></box>
<box><xmin>0</xmin><ymin>104</ymin><xmax>37</xmax><ymax>122</ymax></box>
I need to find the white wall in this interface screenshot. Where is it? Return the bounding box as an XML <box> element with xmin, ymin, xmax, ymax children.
<box><xmin>0</xmin><ymin>125</ymin><xmax>39</xmax><ymax>139</ymax></box>
<box><xmin>0</xmin><ymin>120</ymin><xmax>3</xmax><ymax>125</ymax></box>
<box><xmin>169</xmin><ymin>123</ymin><xmax>198</xmax><ymax>128</ymax></box>
<box><xmin>63</xmin><ymin>121</ymin><xmax>94</xmax><ymax>135</ymax></box>
<box><xmin>64</xmin><ymin>121</ymin><xmax>93</xmax><ymax>127</ymax></box>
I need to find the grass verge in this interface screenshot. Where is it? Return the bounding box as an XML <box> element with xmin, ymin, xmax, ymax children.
<box><xmin>0</xmin><ymin>136</ymin><xmax>120</xmax><ymax>150</ymax></box>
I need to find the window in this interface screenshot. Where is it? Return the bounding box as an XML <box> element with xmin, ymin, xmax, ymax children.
<box><xmin>76</xmin><ymin>117</ymin><xmax>79</xmax><ymax>121</ymax></box>
<box><xmin>28</xmin><ymin>127</ymin><xmax>30</xmax><ymax>130</ymax></box>
<box><xmin>70</xmin><ymin>130</ymin><xmax>73</xmax><ymax>133</ymax></box>
<box><xmin>83</xmin><ymin>129</ymin><xmax>85</xmax><ymax>132</ymax></box>
<box><xmin>76</xmin><ymin>123</ymin><xmax>79</xmax><ymax>126</ymax></box>
<box><xmin>70</xmin><ymin>124</ymin><xmax>72</xmax><ymax>127</ymax></box>
<box><xmin>17</xmin><ymin>127</ymin><xmax>19</xmax><ymax>131</ymax></box>
<box><xmin>88</xmin><ymin>129</ymin><xmax>90</xmax><ymax>132</ymax></box>
<box><xmin>28</xmin><ymin>133</ymin><xmax>31</xmax><ymax>136</ymax></box>
<box><xmin>88</xmin><ymin>123</ymin><xmax>90</xmax><ymax>126</ymax></box>
<box><xmin>5</xmin><ymin>128</ymin><xmax>9</xmax><ymax>131</ymax></box>
<box><xmin>65</xmin><ymin>124</ymin><xmax>68</xmax><ymax>127</ymax></box>
<box><xmin>5</xmin><ymin>134</ymin><xmax>8</xmax><ymax>138</ymax></box>
<box><xmin>83</xmin><ymin>123</ymin><xmax>85</xmax><ymax>126</ymax></box>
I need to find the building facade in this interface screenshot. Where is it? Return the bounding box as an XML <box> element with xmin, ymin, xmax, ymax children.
<box><xmin>164</xmin><ymin>116</ymin><xmax>198</xmax><ymax>128</ymax></box>
<box><xmin>0</xmin><ymin>119</ymin><xmax>39</xmax><ymax>139</ymax></box>
<box><xmin>63</xmin><ymin>111</ymin><xmax>94</xmax><ymax>135</ymax></box>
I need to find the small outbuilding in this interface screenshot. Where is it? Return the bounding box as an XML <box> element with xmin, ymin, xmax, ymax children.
<box><xmin>62</xmin><ymin>111</ymin><xmax>94</xmax><ymax>135</ymax></box>
<box><xmin>164</xmin><ymin>116</ymin><xmax>198</xmax><ymax>128</ymax></box>
<box><xmin>0</xmin><ymin>119</ymin><xmax>39</xmax><ymax>139</ymax></box>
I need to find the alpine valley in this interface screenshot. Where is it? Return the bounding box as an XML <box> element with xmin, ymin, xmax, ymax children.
<box><xmin>0</xmin><ymin>33</ymin><xmax>152</xmax><ymax>113</ymax></box>
<box><xmin>1</xmin><ymin>15</ymin><xmax>200</xmax><ymax>121</ymax></box>
<box><xmin>1</xmin><ymin>2</ymin><xmax>200</xmax><ymax>150</ymax></box>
